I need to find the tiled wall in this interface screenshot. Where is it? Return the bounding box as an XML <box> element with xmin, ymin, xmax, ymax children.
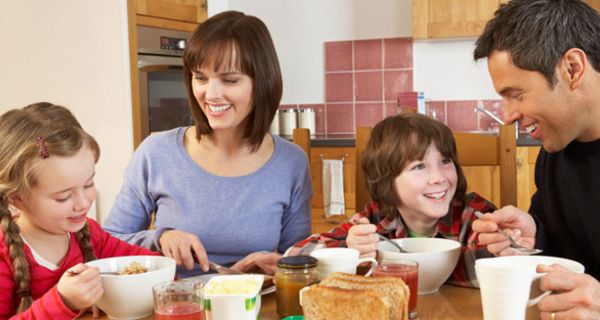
<box><xmin>278</xmin><ymin>37</ymin><xmax>505</xmax><ymax>136</ymax></box>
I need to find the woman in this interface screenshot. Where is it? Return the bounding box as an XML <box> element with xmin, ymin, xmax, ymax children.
<box><xmin>103</xmin><ymin>11</ymin><xmax>312</xmax><ymax>278</ymax></box>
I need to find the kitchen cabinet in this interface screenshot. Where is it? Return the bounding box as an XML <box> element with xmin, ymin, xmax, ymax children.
<box><xmin>413</xmin><ymin>0</ymin><xmax>507</xmax><ymax>39</ymax></box>
<box><xmin>414</xmin><ymin>1</ymin><xmax>600</xmax><ymax>40</ymax></box>
<box><xmin>135</xmin><ymin>0</ymin><xmax>207</xmax><ymax>32</ymax></box>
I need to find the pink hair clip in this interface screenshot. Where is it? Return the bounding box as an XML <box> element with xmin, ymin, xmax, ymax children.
<box><xmin>35</xmin><ymin>136</ymin><xmax>49</xmax><ymax>159</ymax></box>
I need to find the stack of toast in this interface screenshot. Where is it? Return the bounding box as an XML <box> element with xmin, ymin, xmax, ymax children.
<box><xmin>301</xmin><ymin>272</ymin><xmax>410</xmax><ymax>320</ymax></box>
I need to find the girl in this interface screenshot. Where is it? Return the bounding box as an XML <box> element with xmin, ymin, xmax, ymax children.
<box><xmin>289</xmin><ymin>113</ymin><xmax>496</xmax><ymax>287</ymax></box>
<box><xmin>103</xmin><ymin>11</ymin><xmax>312</xmax><ymax>278</ymax></box>
<box><xmin>0</xmin><ymin>102</ymin><xmax>158</xmax><ymax>319</ymax></box>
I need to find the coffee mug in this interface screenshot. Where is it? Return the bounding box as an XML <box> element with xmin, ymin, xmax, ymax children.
<box><xmin>310</xmin><ymin>248</ymin><xmax>378</xmax><ymax>277</ymax></box>
<box><xmin>475</xmin><ymin>255</ymin><xmax>585</xmax><ymax>320</ymax></box>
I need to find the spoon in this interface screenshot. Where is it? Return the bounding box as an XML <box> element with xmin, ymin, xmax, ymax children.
<box><xmin>474</xmin><ymin>211</ymin><xmax>542</xmax><ymax>255</ymax></box>
<box><xmin>378</xmin><ymin>234</ymin><xmax>408</xmax><ymax>253</ymax></box>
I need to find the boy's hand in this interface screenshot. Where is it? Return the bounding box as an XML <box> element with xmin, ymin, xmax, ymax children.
<box><xmin>347</xmin><ymin>217</ymin><xmax>379</xmax><ymax>258</ymax></box>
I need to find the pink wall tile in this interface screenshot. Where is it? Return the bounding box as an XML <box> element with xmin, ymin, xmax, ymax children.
<box><xmin>426</xmin><ymin>100</ymin><xmax>447</xmax><ymax>124</ymax></box>
<box><xmin>299</xmin><ymin>103</ymin><xmax>325</xmax><ymax>134</ymax></box>
<box><xmin>355</xmin><ymin>39</ymin><xmax>382</xmax><ymax>70</ymax></box>
<box><xmin>355</xmin><ymin>102</ymin><xmax>383</xmax><ymax>128</ymax></box>
<box><xmin>325</xmin><ymin>103</ymin><xmax>354</xmax><ymax>134</ymax></box>
<box><xmin>385</xmin><ymin>102</ymin><xmax>397</xmax><ymax>117</ymax></box>
<box><xmin>384</xmin><ymin>70</ymin><xmax>413</xmax><ymax>101</ymax></box>
<box><xmin>355</xmin><ymin>71</ymin><xmax>383</xmax><ymax>102</ymax></box>
<box><xmin>384</xmin><ymin>38</ymin><xmax>413</xmax><ymax>69</ymax></box>
<box><xmin>479</xmin><ymin>100</ymin><xmax>504</xmax><ymax>132</ymax></box>
<box><xmin>446</xmin><ymin>100</ymin><xmax>478</xmax><ymax>131</ymax></box>
<box><xmin>325</xmin><ymin>73</ymin><xmax>353</xmax><ymax>102</ymax></box>
<box><xmin>325</xmin><ymin>41</ymin><xmax>353</xmax><ymax>72</ymax></box>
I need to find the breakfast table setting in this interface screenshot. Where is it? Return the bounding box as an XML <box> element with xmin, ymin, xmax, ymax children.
<box><xmin>79</xmin><ymin>284</ymin><xmax>483</xmax><ymax>320</ymax></box>
<box><xmin>75</xmin><ymin>238</ymin><xmax>585</xmax><ymax>320</ymax></box>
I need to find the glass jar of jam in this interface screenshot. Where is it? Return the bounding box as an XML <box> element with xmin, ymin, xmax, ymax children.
<box><xmin>275</xmin><ymin>256</ymin><xmax>319</xmax><ymax>318</ymax></box>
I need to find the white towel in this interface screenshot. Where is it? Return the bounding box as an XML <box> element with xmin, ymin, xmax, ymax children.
<box><xmin>322</xmin><ymin>159</ymin><xmax>345</xmax><ymax>217</ymax></box>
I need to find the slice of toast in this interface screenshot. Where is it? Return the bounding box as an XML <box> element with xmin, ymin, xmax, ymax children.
<box><xmin>319</xmin><ymin>272</ymin><xmax>409</xmax><ymax>320</ymax></box>
<box><xmin>302</xmin><ymin>285</ymin><xmax>390</xmax><ymax>320</ymax></box>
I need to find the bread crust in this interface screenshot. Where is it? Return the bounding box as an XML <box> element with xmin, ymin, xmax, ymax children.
<box><xmin>319</xmin><ymin>272</ymin><xmax>409</xmax><ymax>320</ymax></box>
<box><xmin>302</xmin><ymin>285</ymin><xmax>390</xmax><ymax>320</ymax></box>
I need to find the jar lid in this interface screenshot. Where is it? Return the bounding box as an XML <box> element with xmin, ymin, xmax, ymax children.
<box><xmin>277</xmin><ymin>256</ymin><xmax>318</xmax><ymax>269</ymax></box>
<box><xmin>297</xmin><ymin>108</ymin><xmax>314</xmax><ymax>113</ymax></box>
<box><xmin>279</xmin><ymin>108</ymin><xmax>297</xmax><ymax>113</ymax></box>
<box><xmin>282</xmin><ymin>316</ymin><xmax>305</xmax><ymax>320</ymax></box>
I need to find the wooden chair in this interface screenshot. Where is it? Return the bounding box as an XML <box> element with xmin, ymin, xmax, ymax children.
<box><xmin>354</xmin><ymin>124</ymin><xmax>518</xmax><ymax>209</ymax></box>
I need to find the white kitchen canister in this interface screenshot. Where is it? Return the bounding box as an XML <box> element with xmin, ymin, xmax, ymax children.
<box><xmin>279</xmin><ymin>108</ymin><xmax>297</xmax><ymax>137</ymax></box>
<box><xmin>269</xmin><ymin>110</ymin><xmax>280</xmax><ymax>135</ymax></box>
<box><xmin>297</xmin><ymin>108</ymin><xmax>316</xmax><ymax>137</ymax></box>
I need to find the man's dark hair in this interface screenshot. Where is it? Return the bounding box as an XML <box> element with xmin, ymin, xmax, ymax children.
<box><xmin>474</xmin><ymin>0</ymin><xmax>600</xmax><ymax>86</ymax></box>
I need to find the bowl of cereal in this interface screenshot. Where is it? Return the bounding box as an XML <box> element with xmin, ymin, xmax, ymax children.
<box><xmin>85</xmin><ymin>255</ymin><xmax>176</xmax><ymax>319</ymax></box>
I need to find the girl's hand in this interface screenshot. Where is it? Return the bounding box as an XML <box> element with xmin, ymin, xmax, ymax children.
<box><xmin>231</xmin><ymin>251</ymin><xmax>282</xmax><ymax>275</ymax></box>
<box><xmin>159</xmin><ymin>229</ymin><xmax>208</xmax><ymax>272</ymax></box>
<box><xmin>58</xmin><ymin>264</ymin><xmax>103</xmax><ymax>311</ymax></box>
<box><xmin>347</xmin><ymin>217</ymin><xmax>379</xmax><ymax>258</ymax></box>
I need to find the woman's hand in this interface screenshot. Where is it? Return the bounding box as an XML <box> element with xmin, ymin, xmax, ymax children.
<box><xmin>231</xmin><ymin>251</ymin><xmax>282</xmax><ymax>275</ymax></box>
<box><xmin>472</xmin><ymin>206</ymin><xmax>537</xmax><ymax>256</ymax></box>
<box><xmin>159</xmin><ymin>229</ymin><xmax>208</xmax><ymax>272</ymax></box>
<box><xmin>58</xmin><ymin>264</ymin><xmax>103</xmax><ymax>311</ymax></box>
<box><xmin>537</xmin><ymin>264</ymin><xmax>600</xmax><ymax>320</ymax></box>
<box><xmin>346</xmin><ymin>217</ymin><xmax>379</xmax><ymax>258</ymax></box>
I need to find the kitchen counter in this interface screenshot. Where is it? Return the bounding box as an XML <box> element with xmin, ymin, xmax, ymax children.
<box><xmin>283</xmin><ymin>133</ymin><xmax>542</xmax><ymax>147</ymax></box>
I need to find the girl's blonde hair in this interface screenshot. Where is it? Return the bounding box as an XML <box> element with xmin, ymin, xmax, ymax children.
<box><xmin>0</xmin><ymin>102</ymin><xmax>100</xmax><ymax>312</ymax></box>
<box><xmin>361</xmin><ymin>113</ymin><xmax>467</xmax><ymax>219</ymax></box>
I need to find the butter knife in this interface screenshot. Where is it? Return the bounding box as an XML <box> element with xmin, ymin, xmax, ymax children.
<box><xmin>208</xmin><ymin>260</ymin><xmax>274</xmax><ymax>282</ymax></box>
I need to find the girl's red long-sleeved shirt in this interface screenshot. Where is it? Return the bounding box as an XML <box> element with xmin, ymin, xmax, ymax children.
<box><xmin>0</xmin><ymin>218</ymin><xmax>159</xmax><ymax>320</ymax></box>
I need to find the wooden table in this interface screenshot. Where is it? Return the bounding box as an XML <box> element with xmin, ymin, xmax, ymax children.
<box><xmin>79</xmin><ymin>285</ymin><xmax>483</xmax><ymax>319</ymax></box>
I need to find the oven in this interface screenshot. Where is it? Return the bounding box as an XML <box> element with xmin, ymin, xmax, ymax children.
<box><xmin>137</xmin><ymin>26</ymin><xmax>193</xmax><ymax>141</ymax></box>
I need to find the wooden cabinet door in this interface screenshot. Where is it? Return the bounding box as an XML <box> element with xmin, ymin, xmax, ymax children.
<box><xmin>136</xmin><ymin>0</ymin><xmax>207</xmax><ymax>23</ymax></box>
<box><xmin>135</xmin><ymin>0</ymin><xmax>207</xmax><ymax>31</ymax></box>
<box><xmin>413</xmin><ymin>0</ymin><xmax>507</xmax><ymax>39</ymax></box>
<box><xmin>585</xmin><ymin>0</ymin><xmax>600</xmax><ymax>12</ymax></box>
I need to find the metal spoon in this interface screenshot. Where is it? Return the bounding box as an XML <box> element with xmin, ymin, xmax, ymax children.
<box><xmin>474</xmin><ymin>211</ymin><xmax>542</xmax><ymax>255</ymax></box>
<box><xmin>378</xmin><ymin>234</ymin><xmax>408</xmax><ymax>253</ymax></box>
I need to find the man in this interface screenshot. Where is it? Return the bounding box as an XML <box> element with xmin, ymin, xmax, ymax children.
<box><xmin>472</xmin><ymin>0</ymin><xmax>600</xmax><ymax>319</ymax></box>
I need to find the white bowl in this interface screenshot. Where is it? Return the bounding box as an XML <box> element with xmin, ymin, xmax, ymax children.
<box><xmin>377</xmin><ymin>238</ymin><xmax>461</xmax><ymax>294</ymax></box>
<box><xmin>203</xmin><ymin>274</ymin><xmax>264</xmax><ymax>320</ymax></box>
<box><xmin>86</xmin><ymin>255</ymin><xmax>176</xmax><ymax>319</ymax></box>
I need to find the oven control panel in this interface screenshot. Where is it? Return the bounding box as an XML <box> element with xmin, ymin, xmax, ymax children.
<box><xmin>160</xmin><ymin>36</ymin><xmax>187</xmax><ymax>51</ymax></box>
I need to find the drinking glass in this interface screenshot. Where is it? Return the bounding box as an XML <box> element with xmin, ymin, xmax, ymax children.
<box><xmin>153</xmin><ymin>280</ymin><xmax>204</xmax><ymax>320</ymax></box>
<box><xmin>373</xmin><ymin>258</ymin><xmax>419</xmax><ymax>319</ymax></box>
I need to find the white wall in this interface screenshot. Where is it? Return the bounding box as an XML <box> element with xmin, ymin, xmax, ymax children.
<box><xmin>0</xmin><ymin>1</ymin><xmax>133</xmax><ymax>222</ymax></box>
<box><xmin>413</xmin><ymin>39</ymin><xmax>499</xmax><ymax>100</ymax></box>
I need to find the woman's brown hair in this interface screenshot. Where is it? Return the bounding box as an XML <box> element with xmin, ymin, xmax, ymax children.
<box><xmin>183</xmin><ymin>10</ymin><xmax>283</xmax><ymax>152</ymax></box>
<box><xmin>0</xmin><ymin>102</ymin><xmax>99</xmax><ymax>312</ymax></box>
<box><xmin>361</xmin><ymin>113</ymin><xmax>467</xmax><ymax>219</ymax></box>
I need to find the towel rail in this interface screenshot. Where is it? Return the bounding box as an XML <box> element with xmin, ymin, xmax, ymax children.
<box><xmin>319</xmin><ymin>153</ymin><xmax>348</xmax><ymax>162</ymax></box>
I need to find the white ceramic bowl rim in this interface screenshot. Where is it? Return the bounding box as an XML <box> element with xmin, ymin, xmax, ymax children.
<box><xmin>85</xmin><ymin>255</ymin><xmax>176</xmax><ymax>277</ymax></box>
<box><xmin>379</xmin><ymin>238</ymin><xmax>461</xmax><ymax>255</ymax></box>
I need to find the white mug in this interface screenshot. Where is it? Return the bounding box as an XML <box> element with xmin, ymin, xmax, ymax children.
<box><xmin>475</xmin><ymin>256</ymin><xmax>585</xmax><ymax>320</ymax></box>
<box><xmin>310</xmin><ymin>248</ymin><xmax>378</xmax><ymax>277</ymax></box>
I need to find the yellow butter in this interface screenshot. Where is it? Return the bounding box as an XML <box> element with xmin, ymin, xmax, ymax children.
<box><xmin>207</xmin><ymin>279</ymin><xmax>259</xmax><ymax>295</ymax></box>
